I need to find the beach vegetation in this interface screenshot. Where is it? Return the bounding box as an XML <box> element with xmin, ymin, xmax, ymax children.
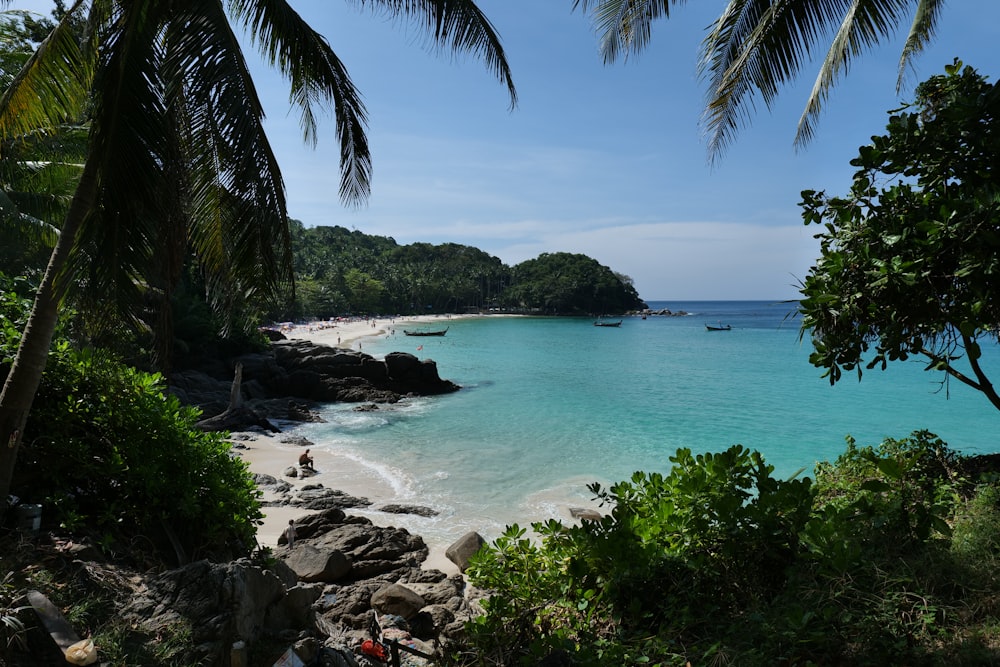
<box><xmin>574</xmin><ymin>0</ymin><xmax>947</xmax><ymax>159</ymax></box>
<box><xmin>0</xmin><ymin>271</ymin><xmax>262</xmax><ymax>564</ymax></box>
<box><xmin>459</xmin><ymin>434</ymin><xmax>1000</xmax><ymax>665</ymax></box>
<box><xmin>799</xmin><ymin>62</ymin><xmax>1000</xmax><ymax>413</ymax></box>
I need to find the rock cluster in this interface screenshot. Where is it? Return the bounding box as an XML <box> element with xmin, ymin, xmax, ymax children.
<box><xmin>168</xmin><ymin>339</ymin><xmax>460</xmax><ymax>429</ymax></box>
<box><xmin>135</xmin><ymin>339</ymin><xmax>483</xmax><ymax>663</ymax></box>
<box><xmin>120</xmin><ymin>507</ymin><xmax>487</xmax><ymax>666</ymax></box>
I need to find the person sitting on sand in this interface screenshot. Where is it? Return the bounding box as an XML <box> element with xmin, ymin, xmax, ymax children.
<box><xmin>298</xmin><ymin>449</ymin><xmax>315</xmax><ymax>472</ymax></box>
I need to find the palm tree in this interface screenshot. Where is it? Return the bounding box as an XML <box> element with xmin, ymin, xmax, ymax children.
<box><xmin>0</xmin><ymin>0</ymin><xmax>516</xmax><ymax>505</ymax></box>
<box><xmin>572</xmin><ymin>0</ymin><xmax>944</xmax><ymax>160</ymax></box>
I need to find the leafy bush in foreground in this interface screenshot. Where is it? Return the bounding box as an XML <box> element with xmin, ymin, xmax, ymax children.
<box><xmin>460</xmin><ymin>436</ymin><xmax>1000</xmax><ymax>666</ymax></box>
<box><xmin>1</xmin><ymin>273</ymin><xmax>261</xmax><ymax>563</ymax></box>
<box><xmin>14</xmin><ymin>345</ymin><xmax>262</xmax><ymax>562</ymax></box>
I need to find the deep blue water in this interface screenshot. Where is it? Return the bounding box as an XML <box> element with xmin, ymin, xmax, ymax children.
<box><xmin>290</xmin><ymin>301</ymin><xmax>1000</xmax><ymax>551</ymax></box>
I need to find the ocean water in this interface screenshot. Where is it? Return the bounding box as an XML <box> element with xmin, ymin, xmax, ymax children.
<box><xmin>290</xmin><ymin>301</ymin><xmax>1000</xmax><ymax>552</ymax></box>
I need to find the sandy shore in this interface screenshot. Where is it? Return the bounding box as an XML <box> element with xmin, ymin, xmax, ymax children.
<box><xmin>237</xmin><ymin>313</ymin><xmax>473</xmax><ymax>574</ymax></box>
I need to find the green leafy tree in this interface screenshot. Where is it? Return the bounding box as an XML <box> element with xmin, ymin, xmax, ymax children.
<box><xmin>573</xmin><ymin>0</ymin><xmax>946</xmax><ymax>158</ymax></box>
<box><xmin>799</xmin><ymin>61</ymin><xmax>1000</xmax><ymax>411</ymax></box>
<box><xmin>0</xmin><ymin>0</ymin><xmax>515</xmax><ymax>506</ymax></box>
<box><xmin>506</xmin><ymin>252</ymin><xmax>646</xmax><ymax>314</ymax></box>
<box><xmin>343</xmin><ymin>267</ymin><xmax>385</xmax><ymax>314</ymax></box>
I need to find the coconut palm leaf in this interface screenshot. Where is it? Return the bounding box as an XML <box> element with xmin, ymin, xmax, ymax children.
<box><xmin>576</xmin><ymin>0</ymin><xmax>945</xmax><ymax>160</ymax></box>
<box><xmin>346</xmin><ymin>0</ymin><xmax>517</xmax><ymax>108</ymax></box>
<box><xmin>230</xmin><ymin>0</ymin><xmax>372</xmax><ymax>205</ymax></box>
<box><xmin>0</xmin><ymin>0</ymin><xmax>89</xmax><ymax>142</ymax></box>
<box><xmin>571</xmin><ymin>0</ymin><xmax>682</xmax><ymax>64</ymax></box>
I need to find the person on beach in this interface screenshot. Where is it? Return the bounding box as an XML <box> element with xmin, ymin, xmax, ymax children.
<box><xmin>283</xmin><ymin>519</ymin><xmax>296</xmax><ymax>548</ymax></box>
<box><xmin>299</xmin><ymin>449</ymin><xmax>315</xmax><ymax>472</ymax></box>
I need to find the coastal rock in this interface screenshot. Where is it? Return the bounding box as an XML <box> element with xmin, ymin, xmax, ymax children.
<box><xmin>195</xmin><ymin>405</ymin><xmax>279</xmax><ymax>433</ymax></box>
<box><xmin>371</xmin><ymin>583</ymin><xmax>427</xmax><ymax>620</ymax></box>
<box><xmin>172</xmin><ymin>339</ymin><xmax>460</xmax><ymax>429</ymax></box>
<box><xmin>279</xmin><ymin>435</ymin><xmax>315</xmax><ymax>448</ymax></box>
<box><xmin>378</xmin><ymin>504</ymin><xmax>439</xmax><ymax>517</ymax></box>
<box><xmin>569</xmin><ymin>507</ymin><xmax>603</xmax><ymax>522</ymax></box>
<box><xmin>113</xmin><ymin>519</ymin><xmax>451</xmax><ymax>665</ymax></box>
<box><xmin>295</xmin><ymin>487</ymin><xmax>372</xmax><ymax>511</ymax></box>
<box><xmin>411</xmin><ymin>604</ymin><xmax>456</xmax><ymax>640</ymax></box>
<box><xmin>311</xmin><ymin>522</ymin><xmax>428</xmax><ymax>579</ymax></box>
<box><xmin>285</xmin><ymin>544</ymin><xmax>352</xmax><ymax>583</ymax></box>
<box><xmin>402</xmin><ymin>578</ymin><xmax>466</xmax><ymax>606</ymax></box>
<box><xmin>445</xmin><ymin>532</ymin><xmax>486</xmax><ymax>573</ymax></box>
<box><xmin>121</xmin><ymin>559</ymin><xmax>290</xmax><ymax>662</ymax></box>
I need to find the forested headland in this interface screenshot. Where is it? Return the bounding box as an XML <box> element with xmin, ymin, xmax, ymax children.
<box><xmin>274</xmin><ymin>221</ymin><xmax>647</xmax><ymax>321</ymax></box>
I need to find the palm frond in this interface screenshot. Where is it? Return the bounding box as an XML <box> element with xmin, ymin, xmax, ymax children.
<box><xmin>0</xmin><ymin>190</ymin><xmax>59</xmax><ymax>248</ymax></box>
<box><xmin>166</xmin><ymin>0</ymin><xmax>293</xmax><ymax>332</ymax></box>
<box><xmin>700</xmin><ymin>0</ymin><xmax>910</xmax><ymax>160</ymax></box>
<box><xmin>0</xmin><ymin>121</ymin><xmax>86</xmax><ymax>225</ymax></box>
<box><xmin>573</xmin><ymin>0</ymin><xmax>682</xmax><ymax>64</ymax></box>
<box><xmin>228</xmin><ymin>0</ymin><xmax>373</xmax><ymax>205</ymax></box>
<box><xmin>0</xmin><ymin>0</ymin><xmax>90</xmax><ymax>142</ymax></box>
<box><xmin>347</xmin><ymin>0</ymin><xmax>517</xmax><ymax>108</ymax></box>
<box><xmin>796</xmin><ymin>0</ymin><xmax>912</xmax><ymax>149</ymax></box>
<box><xmin>897</xmin><ymin>0</ymin><xmax>943</xmax><ymax>91</ymax></box>
<box><xmin>66</xmin><ymin>0</ymin><xmax>171</xmax><ymax>331</ymax></box>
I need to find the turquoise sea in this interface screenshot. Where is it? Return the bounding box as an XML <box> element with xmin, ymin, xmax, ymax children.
<box><xmin>290</xmin><ymin>300</ymin><xmax>1000</xmax><ymax>552</ymax></box>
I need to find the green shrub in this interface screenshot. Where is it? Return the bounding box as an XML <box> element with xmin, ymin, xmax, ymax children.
<box><xmin>464</xmin><ymin>445</ymin><xmax>816</xmax><ymax>665</ymax></box>
<box><xmin>15</xmin><ymin>345</ymin><xmax>262</xmax><ymax>561</ymax></box>
<box><xmin>460</xmin><ymin>436</ymin><xmax>1000</xmax><ymax>666</ymax></box>
<box><xmin>1</xmin><ymin>272</ymin><xmax>261</xmax><ymax>563</ymax></box>
<box><xmin>952</xmin><ymin>484</ymin><xmax>1000</xmax><ymax>563</ymax></box>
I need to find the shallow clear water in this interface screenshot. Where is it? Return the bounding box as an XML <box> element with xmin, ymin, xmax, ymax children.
<box><xmin>291</xmin><ymin>301</ymin><xmax>1000</xmax><ymax>551</ymax></box>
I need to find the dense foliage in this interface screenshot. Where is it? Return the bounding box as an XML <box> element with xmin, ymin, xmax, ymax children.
<box><xmin>272</xmin><ymin>222</ymin><xmax>646</xmax><ymax>319</ymax></box>
<box><xmin>799</xmin><ymin>62</ymin><xmax>1000</xmax><ymax>411</ymax></box>
<box><xmin>1</xmin><ymin>274</ymin><xmax>261</xmax><ymax>563</ymax></box>
<box><xmin>505</xmin><ymin>252</ymin><xmax>645</xmax><ymax>315</ymax></box>
<box><xmin>459</xmin><ymin>433</ymin><xmax>1000</xmax><ymax>665</ymax></box>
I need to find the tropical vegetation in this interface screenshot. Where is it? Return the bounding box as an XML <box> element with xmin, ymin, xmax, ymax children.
<box><xmin>0</xmin><ymin>0</ymin><xmax>516</xmax><ymax>510</ymax></box>
<box><xmin>799</xmin><ymin>62</ymin><xmax>1000</xmax><ymax>413</ymax></box>
<box><xmin>0</xmin><ymin>273</ymin><xmax>259</xmax><ymax>564</ymax></box>
<box><xmin>3</xmin><ymin>1</ymin><xmax>999</xmax><ymax>665</ymax></box>
<box><xmin>574</xmin><ymin>0</ymin><xmax>946</xmax><ymax>157</ymax></box>
<box><xmin>458</xmin><ymin>432</ymin><xmax>1000</xmax><ymax>665</ymax></box>
<box><xmin>274</xmin><ymin>224</ymin><xmax>646</xmax><ymax>320</ymax></box>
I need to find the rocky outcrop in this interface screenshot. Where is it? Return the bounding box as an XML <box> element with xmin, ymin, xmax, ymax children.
<box><xmin>170</xmin><ymin>339</ymin><xmax>460</xmax><ymax>430</ymax></box>
<box><xmin>121</xmin><ymin>507</ymin><xmax>484</xmax><ymax>666</ymax></box>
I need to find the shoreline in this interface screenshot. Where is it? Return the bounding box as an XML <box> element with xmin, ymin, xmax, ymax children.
<box><xmin>239</xmin><ymin>313</ymin><xmax>482</xmax><ymax>575</ymax></box>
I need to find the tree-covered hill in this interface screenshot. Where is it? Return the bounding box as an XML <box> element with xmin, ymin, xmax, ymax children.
<box><xmin>274</xmin><ymin>222</ymin><xmax>646</xmax><ymax>320</ymax></box>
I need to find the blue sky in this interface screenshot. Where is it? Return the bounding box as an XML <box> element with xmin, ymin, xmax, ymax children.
<box><xmin>16</xmin><ymin>1</ymin><xmax>1000</xmax><ymax>300</ymax></box>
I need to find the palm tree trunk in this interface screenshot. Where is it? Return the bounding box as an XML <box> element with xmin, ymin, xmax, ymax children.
<box><xmin>0</xmin><ymin>157</ymin><xmax>99</xmax><ymax>507</ymax></box>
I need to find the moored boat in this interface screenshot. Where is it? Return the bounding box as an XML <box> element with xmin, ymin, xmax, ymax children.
<box><xmin>594</xmin><ymin>320</ymin><xmax>622</xmax><ymax>327</ymax></box>
<box><xmin>403</xmin><ymin>327</ymin><xmax>449</xmax><ymax>336</ymax></box>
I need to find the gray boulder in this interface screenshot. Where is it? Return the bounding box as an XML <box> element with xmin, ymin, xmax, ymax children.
<box><xmin>371</xmin><ymin>583</ymin><xmax>427</xmax><ymax>620</ymax></box>
<box><xmin>285</xmin><ymin>544</ymin><xmax>352</xmax><ymax>583</ymax></box>
<box><xmin>445</xmin><ymin>532</ymin><xmax>486</xmax><ymax>573</ymax></box>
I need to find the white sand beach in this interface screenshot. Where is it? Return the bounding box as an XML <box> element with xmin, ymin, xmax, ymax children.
<box><xmin>235</xmin><ymin>313</ymin><xmax>475</xmax><ymax>574</ymax></box>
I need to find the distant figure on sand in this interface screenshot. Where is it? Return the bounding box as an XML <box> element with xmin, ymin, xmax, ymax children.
<box><xmin>299</xmin><ymin>449</ymin><xmax>315</xmax><ymax>472</ymax></box>
<box><xmin>283</xmin><ymin>519</ymin><xmax>296</xmax><ymax>548</ymax></box>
